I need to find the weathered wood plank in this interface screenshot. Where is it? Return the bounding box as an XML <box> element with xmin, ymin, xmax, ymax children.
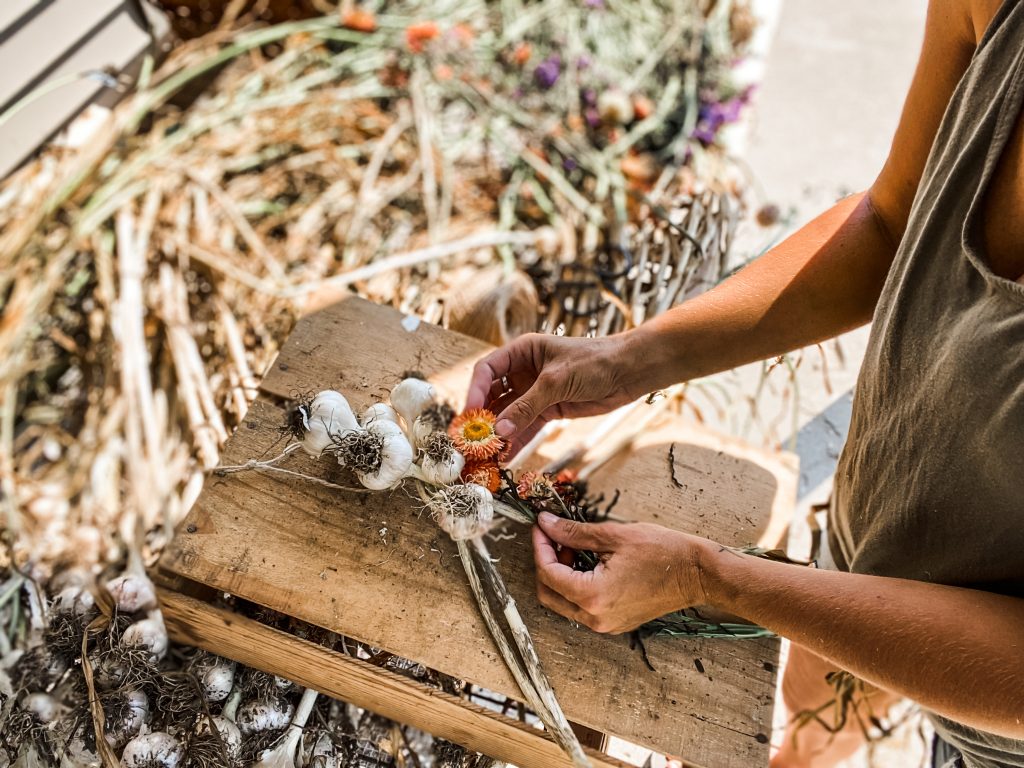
<box><xmin>159</xmin><ymin>589</ymin><xmax>638</xmax><ymax>768</ymax></box>
<box><xmin>163</xmin><ymin>296</ymin><xmax>787</xmax><ymax>766</ymax></box>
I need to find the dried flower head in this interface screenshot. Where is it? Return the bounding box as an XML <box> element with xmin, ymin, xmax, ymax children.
<box><xmin>461</xmin><ymin>460</ymin><xmax>501</xmax><ymax>493</ymax></box>
<box><xmin>448</xmin><ymin>409</ymin><xmax>505</xmax><ymax>461</ymax></box>
<box><xmin>516</xmin><ymin>471</ymin><xmax>555</xmax><ymax>499</ymax></box>
<box><xmin>406</xmin><ymin>21</ymin><xmax>440</xmax><ymax>53</ymax></box>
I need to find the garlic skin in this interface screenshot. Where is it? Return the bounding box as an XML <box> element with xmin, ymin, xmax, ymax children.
<box><xmin>121</xmin><ymin>611</ymin><xmax>168</xmax><ymax>661</ymax></box>
<box><xmin>23</xmin><ymin>692</ymin><xmax>61</xmax><ymax>724</ymax></box>
<box><xmin>390</xmin><ymin>378</ymin><xmax>437</xmax><ymax>431</ymax></box>
<box><xmin>354</xmin><ymin>421</ymin><xmax>414</xmax><ymax>491</ymax></box>
<box><xmin>120</xmin><ymin>732</ymin><xmax>183</xmax><ymax>768</ymax></box>
<box><xmin>597</xmin><ymin>89</ymin><xmax>635</xmax><ymax>125</ymax></box>
<box><xmin>105</xmin><ymin>688</ymin><xmax>149</xmax><ymax>749</ymax></box>
<box><xmin>195</xmin><ymin>715</ymin><xmax>242</xmax><ymax>761</ymax></box>
<box><xmin>53</xmin><ymin>585</ymin><xmax>95</xmax><ymax>616</ymax></box>
<box><xmin>361</xmin><ymin>403</ymin><xmax>399</xmax><ymax>427</ymax></box>
<box><xmin>192</xmin><ymin>654</ymin><xmax>235</xmax><ymax>703</ymax></box>
<box><xmin>300</xmin><ymin>391</ymin><xmax>359</xmax><ymax>457</ymax></box>
<box><xmin>305</xmin><ymin>732</ymin><xmax>339</xmax><ymax>768</ymax></box>
<box><xmin>429</xmin><ymin>483</ymin><xmax>495</xmax><ymax>541</ymax></box>
<box><xmin>105</xmin><ymin>573</ymin><xmax>157</xmax><ymax>614</ymax></box>
<box><xmin>418</xmin><ymin>450</ymin><xmax>466</xmax><ymax>486</ymax></box>
<box><xmin>236</xmin><ymin>698</ymin><xmax>295</xmax><ymax>737</ymax></box>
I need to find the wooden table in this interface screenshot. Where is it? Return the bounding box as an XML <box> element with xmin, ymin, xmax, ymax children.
<box><xmin>159</xmin><ymin>296</ymin><xmax>796</xmax><ymax>768</ymax></box>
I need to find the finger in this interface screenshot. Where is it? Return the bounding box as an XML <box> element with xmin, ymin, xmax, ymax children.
<box><xmin>495</xmin><ymin>377</ymin><xmax>560</xmax><ymax>439</ymax></box>
<box><xmin>532</xmin><ymin>522</ymin><xmax>560</xmax><ymax>569</ymax></box>
<box><xmin>466</xmin><ymin>348</ymin><xmax>514</xmax><ymax>411</ymax></box>
<box><xmin>538</xmin><ymin>512</ymin><xmax>617</xmax><ymax>552</ymax></box>
<box><xmin>536</xmin><ymin>583</ymin><xmax>595</xmax><ymax>626</ymax></box>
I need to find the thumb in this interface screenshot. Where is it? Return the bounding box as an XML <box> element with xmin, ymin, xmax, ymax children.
<box><xmin>538</xmin><ymin>512</ymin><xmax>613</xmax><ymax>551</ymax></box>
<box><xmin>495</xmin><ymin>377</ymin><xmax>559</xmax><ymax>437</ymax></box>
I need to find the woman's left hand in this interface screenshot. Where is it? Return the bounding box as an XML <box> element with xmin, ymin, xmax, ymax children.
<box><xmin>531</xmin><ymin>512</ymin><xmax>716</xmax><ymax>634</ymax></box>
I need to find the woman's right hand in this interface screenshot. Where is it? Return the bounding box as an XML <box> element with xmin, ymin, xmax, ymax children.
<box><xmin>465</xmin><ymin>332</ymin><xmax>642</xmax><ymax>453</ymax></box>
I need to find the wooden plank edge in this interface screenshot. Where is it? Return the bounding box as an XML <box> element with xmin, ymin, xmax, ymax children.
<box><xmin>157</xmin><ymin>588</ymin><xmax>639</xmax><ymax>768</ymax></box>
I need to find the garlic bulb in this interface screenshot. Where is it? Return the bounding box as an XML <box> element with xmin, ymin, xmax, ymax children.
<box><xmin>120</xmin><ymin>732</ymin><xmax>183</xmax><ymax>768</ymax></box>
<box><xmin>428</xmin><ymin>483</ymin><xmax>495</xmax><ymax>541</ymax></box>
<box><xmin>253</xmin><ymin>687</ymin><xmax>318</xmax><ymax>768</ymax></box>
<box><xmin>105</xmin><ymin>573</ymin><xmax>157</xmax><ymax>614</ymax></box>
<box><xmin>104</xmin><ymin>688</ymin><xmax>149</xmax><ymax>749</ymax></box>
<box><xmin>361</xmin><ymin>402</ymin><xmax>399</xmax><ymax>427</ymax></box>
<box><xmin>236</xmin><ymin>697</ymin><xmax>295</xmax><ymax>737</ymax></box>
<box><xmin>299</xmin><ymin>391</ymin><xmax>359</xmax><ymax>457</ymax></box>
<box><xmin>348</xmin><ymin>421</ymin><xmax>413</xmax><ymax>491</ymax></box>
<box><xmin>597</xmin><ymin>89</ymin><xmax>635</xmax><ymax>124</ymax></box>
<box><xmin>121</xmin><ymin>611</ymin><xmax>168</xmax><ymax>661</ymax></box>
<box><xmin>195</xmin><ymin>715</ymin><xmax>242</xmax><ymax>762</ymax></box>
<box><xmin>304</xmin><ymin>732</ymin><xmax>339</xmax><ymax>768</ymax></box>
<box><xmin>415</xmin><ymin>433</ymin><xmax>465</xmax><ymax>486</ymax></box>
<box><xmin>53</xmin><ymin>585</ymin><xmax>95</xmax><ymax>616</ymax></box>
<box><xmin>390</xmin><ymin>377</ymin><xmax>437</xmax><ymax>432</ymax></box>
<box><xmin>191</xmin><ymin>654</ymin><xmax>235</xmax><ymax>702</ymax></box>
<box><xmin>411</xmin><ymin>402</ymin><xmax>455</xmax><ymax>449</ymax></box>
<box><xmin>23</xmin><ymin>692</ymin><xmax>61</xmax><ymax>724</ymax></box>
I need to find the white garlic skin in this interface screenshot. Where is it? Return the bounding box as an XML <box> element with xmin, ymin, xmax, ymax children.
<box><xmin>53</xmin><ymin>585</ymin><xmax>95</xmax><ymax>616</ymax></box>
<box><xmin>355</xmin><ymin>420</ymin><xmax>414</xmax><ymax>491</ymax></box>
<box><xmin>361</xmin><ymin>402</ymin><xmax>399</xmax><ymax>427</ymax></box>
<box><xmin>597</xmin><ymin>89</ymin><xmax>635</xmax><ymax>124</ymax></box>
<box><xmin>105</xmin><ymin>574</ymin><xmax>157</xmax><ymax>614</ymax></box>
<box><xmin>418</xmin><ymin>450</ymin><xmax>465</xmax><ymax>486</ymax></box>
<box><xmin>104</xmin><ymin>688</ymin><xmax>149</xmax><ymax>749</ymax></box>
<box><xmin>121</xmin><ymin>612</ymin><xmax>168</xmax><ymax>661</ymax></box>
<box><xmin>23</xmin><ymin>692</ymin><xmax>60</xmax><ymax>724</ymax></box>
<box><xmin>236</xmin><ymin>698</ymin><xmax>295</xmax><ymax>737</ymax></box>
<box><xmin>389</xmin><ymin>378</ymin><xmax>436</xmax><ymax>430</ymax></box>
<box><xmin>433</xmin><ymin>484</ymin><xmax>495</xmax><ymax>541</ymax></box>
<box><xmin>411</xmin><ymin>414</ymin><xmax>441</xmax><ymax>449</ymax></box>
<box><xmin>305</xmin><ymin>732</ymin><xmax>339</xmax><ymax>768</ymax></box>
<box><xmin>195</xmin><ymin>715</ymin><xmax>242</xmax><ymax>761</ymax></box>
<box><xmin>196</xmin><ymin>657</ymin><xmax>235</xmax><ymax>703</ymax></box>
<box><xmin>120</xmin><ymin>732</ymin><xmax>183</xmax><ymax>768</ymax></box>
<box><xmin>301</xmin><ymin>391</ymin><xmax>359</xmax><ymax>457</ymax></box>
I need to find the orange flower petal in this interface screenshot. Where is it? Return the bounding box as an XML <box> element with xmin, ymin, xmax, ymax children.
<box><xmin>449</xmin><ymin>408</ymin><xmax>505</xmax><ymax>461</ymax></box>
<box><xmin>462</xmin><ymin>460</ymin><xmax>501</xmax><ymax>493</ymax></box>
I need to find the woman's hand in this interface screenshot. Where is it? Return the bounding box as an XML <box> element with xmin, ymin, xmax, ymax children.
<box><xmin>465</xmin><ymin>333</ymin><xmax>640</xmax><ymax>452</ymax></box>
<box><xmin>531</xmin><ymin>512</ymin><xmax>715</xmax><ymax>634</ymax></box>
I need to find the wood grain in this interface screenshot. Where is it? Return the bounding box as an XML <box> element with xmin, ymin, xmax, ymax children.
<box><xmin>162</xmin><ymin>296</ymin><xmax>791</xmax><ymax>767</ymax></box>
<box><xmin>159</xmin><ymin>589</ymin><xmax>636</xmax><ymax>768</ymax></box>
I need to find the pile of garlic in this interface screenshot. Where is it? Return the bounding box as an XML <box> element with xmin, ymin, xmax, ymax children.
<box><xmin>292</xmin><ymin>378</ymin><xmax>498</xmax><ymax>542</ymax></box>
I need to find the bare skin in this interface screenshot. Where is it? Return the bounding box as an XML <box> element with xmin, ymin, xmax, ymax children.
<box><xmin>467</xmin><ymin>0</ymin><xmax>1024</xmax><ymax>764</ymax></box>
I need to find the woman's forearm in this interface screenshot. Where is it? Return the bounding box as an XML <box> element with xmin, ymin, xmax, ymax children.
<box><xmin>619</xmin><ymin>191</ymin><xmax>898</xmax><ymax>393</ymax></box>
<box><xmin>700</xmin><ymin>545</ymin><xmax>1024</xmax><ymax>738</ymax></box>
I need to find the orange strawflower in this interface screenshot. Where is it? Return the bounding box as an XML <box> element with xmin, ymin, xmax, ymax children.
<box><xmin>632</xmin><ymin>95</ymin><xmax>655</xmax><ymax>120</ymax></box>
<box><xmin>342</xmin><ymin>8</ymin><xmax>377</xmax><ymax>32</ymax></box>
<box><xmin>512</xmin><ymin>41</ymin><xmax>532</xmax><ymax>66</ymax></box>
<box><xmin>516</xmin><ymin>471</ymin><xmax>554</xmax><ymax>499</ymax></box>
<box><xmin>451</xmin><ymin>23</ymin><xmax>475</xmax><ymax>46</ymax></box>
<box><xmin>434</xmin><ymin>63</ymin><xmax>454</xmax><ymax>81</ymax></box>
<box><xmin>449</xmin><ymin>408</ymin><xmax>505</xmax><ymax>461</ymax></box>
<box><xmin>406</xmin><ymin>21</ymin><xmax>440</xmax><ymax>53</ymax></box>
<box><xmin>462</xmin><ymin>460</ymin><xmax>501</xmax><ymax>493</ymax></box>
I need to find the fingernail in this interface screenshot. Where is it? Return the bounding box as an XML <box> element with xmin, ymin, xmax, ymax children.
<box><xmin>495</xmin><ymin>419</ymin><xmax>516</xmax><ymax>437</ymax></box>
<box><xmin>539</xmin><ymin>512</ymin><xmax>558</xmax><ymax>526</ymax></box>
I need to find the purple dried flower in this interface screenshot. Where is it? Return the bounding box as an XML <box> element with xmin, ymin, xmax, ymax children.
<box><xmin>562</xmin><ymin>156</ymin><xmax>578</xmax><ymax>172</ymax></box>
<box><xmin>584</xmin><ymin>107</ymin><xmax>601</xmax><ymax>129</ymax></box>
<box><xmin>534</xmin><ymin>55</ymin><xmax>562</xmax><ymax>89</ymax></box>
<box><xmin>584</xmin><ymin>0</ymin><xmax>605</xmax><ymax>7</ymax></box>
<box><xmin>576</xmin><ymin>55</ymin><xmax>591</xmax><ymax>70</ymax></box>
<box><xmin>581</xmin><ymin>88</ymin><xmax>597</xmax><ymax>106</ymax></box>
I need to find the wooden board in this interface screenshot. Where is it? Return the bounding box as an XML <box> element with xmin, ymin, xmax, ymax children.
<box><xmin>161</xmin><ymin>296</ymin><xmax>793</xmax><ymax>767</ymax></box>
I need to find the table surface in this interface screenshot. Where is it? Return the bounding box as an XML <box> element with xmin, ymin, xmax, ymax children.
<box><xmin>161</xmin><ymin>296</ymin><xmax>797</xmax><ymax>768</ymax></box>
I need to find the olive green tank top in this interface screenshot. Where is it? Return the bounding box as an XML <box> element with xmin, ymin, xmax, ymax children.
<box><xmin>829</xmin><ymin>1</ymin><xmax>1024</xmax><ymax>765</ymax></box>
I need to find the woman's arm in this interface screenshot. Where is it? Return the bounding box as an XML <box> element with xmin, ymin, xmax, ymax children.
<box><xmin>614</xmin><ymin>0</ymin><xmax>978</xmax><ymax>397</ymax></box>
<box><xmin>532</xmin><ymin>515</ymin><xmax>1024</xmax><ymax>740</ymax></box>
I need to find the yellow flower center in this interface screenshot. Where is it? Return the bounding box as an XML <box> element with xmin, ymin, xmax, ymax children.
<box><xmin>462</xmin><ymin>420</ymin><xmax>493</xmax><ymax>441</ymax></box>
